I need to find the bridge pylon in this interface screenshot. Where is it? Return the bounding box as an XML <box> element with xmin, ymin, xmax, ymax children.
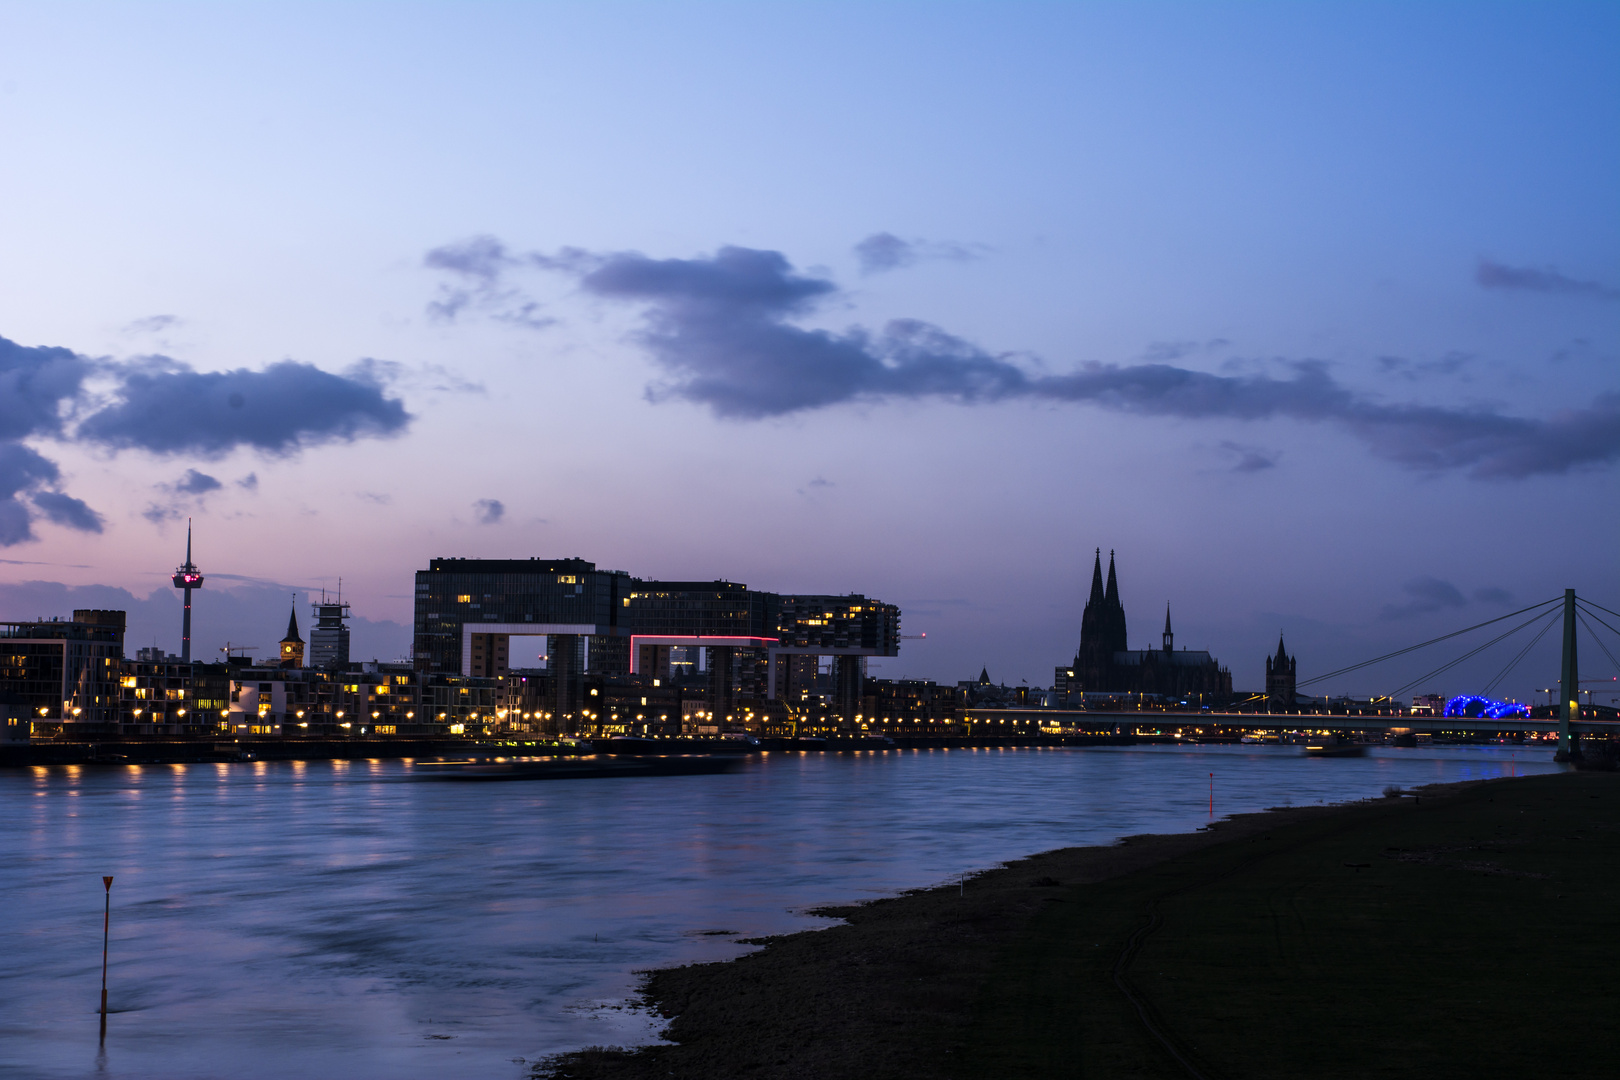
<box><xmin>1557</xmin><ymin>588</ymin><xmax>1580</xmax><ymax>761</ymax></box>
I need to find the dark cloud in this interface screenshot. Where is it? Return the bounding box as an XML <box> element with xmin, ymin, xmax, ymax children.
<box><xmin>853</xmin><ymin>232</ymin><xmax>987</xmax><ymax>275</ymax></box>
<box><xmin>0</xmin><ymin>333</ymin><xmax>413</xmax><ymax>546</ymax></box>
<box><xmin>171</xmin><ymin>469</ymin><xmax>222</xmax><ymax>495</ymax></box>
<box><xmin>1473</xmin><ymin>586</ymin><xmax>1513</xmax><ymax>605</ymax></box>
<box><xmin>0</xmin><ymin>443</ymin><xmax>63</xmax><ymax>545</ymax></box>
<box><xmin>1477</xmin><ymin>260</ymin><xmax>1619</xmax><ymax>301</ymax></box>
<box><xmin>30</xmin><ymin>491</ymin><xmax>104</xmax><ymax>533</ymax></box>
<box><xmin>427</xmin><ymin>240</ymin><xmax>1620</xmax><ymax>481</ymax></box>
<box><xmin>0</xmin><ymin>335</ymin><xmax>91</xmax><ymax>442</ymax></box>
<box><xmin>855</xmin><ymin>233</ymin><xmax>914</xmax><ymax>274</ymax></box>
<box><xmin>1380</xmin><ymin>577</ymin><xmax>1470</xmax><ymax>620</ymax></box>
<box><xmin>552</xmin><ymin>244</ymin><xmax>1620</xmax><ymax>480</ymax></box>
<box><xmin>0</xmin><ymin>442</ymin><xmax>101</xmax><ymax>543</ymax></box>
<box><xmin>1217</xmin><ymin>440</ymin><xmax>1280</xmax><ymax>473</ymax></box>
<box><xmin>236</xmin><ymin>473</ymin><xmax>258</xmax><ymax>491</ymax></box>
<box><xmin>77</xmin><ymin>359</ymin><xmax>411</xmax><ymax>457</ymax></box>
<box><xmin>473</xmin><ymin>498</ymin><xmax>504</xmax><ymax>524</ymax></box>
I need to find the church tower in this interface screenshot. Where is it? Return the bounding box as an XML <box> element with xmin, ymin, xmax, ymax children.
<box><xmin>1103</xmin><ymin>550</ymin><xmax>1127</xmax><ymax>655</ymax></box>
<box><xmin>1074</xmin><ymin>548</ymin><xmax>1130</xmax><ymax>691</ymax></box>
<box><xmin>280</xmin><ymin>602</ymin><xmax>305</xmax><ymax>669</ymax></box>
<box><xmin>1163</xmin><ymin>606</ymin><xmax>1173</xmax><ymax>653</ymax></box>
<box><xmin>1265</xmin><ymin>635</ymin><xmax>1296</xmax><ymax>712</ymax></box>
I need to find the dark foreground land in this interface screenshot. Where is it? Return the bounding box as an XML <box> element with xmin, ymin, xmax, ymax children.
<box><xmin>542</xmin><ymin>770</ymin><xmax>1620</xmax><ymax>1079</ymax></box>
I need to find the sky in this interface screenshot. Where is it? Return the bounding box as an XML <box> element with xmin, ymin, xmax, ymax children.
<box><xmin>0</xmin><ymin>1</ymin><xmax>1616</xmax><ymax>702</ymax></box>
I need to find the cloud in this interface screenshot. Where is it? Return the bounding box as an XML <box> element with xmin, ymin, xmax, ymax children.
<box><xmin>170</xmin><ymin>469</ymin><xmax>222</xmax><ymax>495</ymax></box>
<box><xmin>430</xmin><ymin>240</ymin><xmax>1620</xmax><ymax>481</ymax></box>
<box><xmin>29</xmin><ymin>490</ymin><xmax>104</xmax><ymax>533</ymax></box>
<box><xmin>560</xmin><ymin>244</ymin><xmax>1620</xmax><ymax>479</ymax></box>
<box><xmin>422</xmin><ymin>235</ymin><xmax>558</xmax><ymax>328</ymax></box>
<box><xmin>0</xmin><ymin>335</ymin><xmax>91</xmax><ymax>442</ymax></box>
<box><xmin>796</xmin><ymin>476</ymin><xmax>835</xmax><ymax>496</ymax></box>
<box><xmin>1375</xmin><ymin>352</ymin><xmax>1472</xmax><ymax>381</ymax></box>
<box><xmin>1217</xmin><ymin>440</ymin><xmax>1279</xmax><ymax>473</ymax></box>
<box><xmin>77</xmin><ymin>358</ymin><xmax>411</xmax><ymax>457</ymax></box>
<box><xmin>853</xmin><ymin>232</ymin><xmax>987</xmax><ymax>275</ymax></box>
<box><xmin>1380</xmin><ymin>577</ymin><xmax>1470</xmax><ymax>620</ymax></box>
<box><xmin>0</xmin><ymin>441</ymin><xmax>102</xmax><ymax>543</ymax></box>
<box><xmin>123</xmin><ymin>314</ymin><xmax>181</xmax><ymax>335</ymax></box>
<box><xmin>0</xmin><ymin>333</ymin><xmax>414</xmax><ymax>546</ymax></box>
<box><xmin>473</xmin><ymin>498</ymin><xmax>504</xmax><ymax>524</ymax></box>
<box><xmin>0</xmin><ymin>443</ymin><xmax>65</xmax><ymax>545</ymax></box>
<box><xmin>236</xmin><ymin>473</ymin><xmax>258</xmax><ymax>491</ymax></box>
<box><xmin>1472</xmin><ymin>586</ymin><xmax>1513</xmax><ymax>605</ymax></box>
<box><xmin>1477</xmin><ymin>260</ymin><xmax>1619</xmax><ymax>301</ymax></box>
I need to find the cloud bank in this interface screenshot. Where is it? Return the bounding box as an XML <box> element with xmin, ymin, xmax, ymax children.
<box><xmin>425</xmin><ymin>239</ymin><xmax>1620</xmax><ymax>481</ymax></box>
<box><xmin>1477</xmin><ymin>259</ymin><xmax>1619</xmax><ymax>301</ymax></box>
<box><xmin>0</xmin><ymin>334</ymin><xmax>412</xmax><ymax>547</ymax></box>
<box><xmin>1379</xmin><ymin>577</ymin><xmax>1515</xmax><ymax>621</ymax></box>
<box><xmin>852</xmin><ymin>232</ymin><xmax>987</xmax><ymax>275</ymax></box>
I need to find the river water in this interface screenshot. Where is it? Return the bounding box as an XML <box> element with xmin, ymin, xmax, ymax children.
<box><xmin>0</xmin><ymin>744</ymin><xmax>1557</xmax><ymax>1079</ymax></box>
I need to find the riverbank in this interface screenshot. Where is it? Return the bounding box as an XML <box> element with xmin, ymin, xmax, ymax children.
<box><xmin>539</xmin><ymin>768</ymin><xmax>1619</xmax><ymax>1079</ymax></box>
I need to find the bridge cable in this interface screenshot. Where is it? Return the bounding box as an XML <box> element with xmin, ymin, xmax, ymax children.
<box><xmin>1384</xmin><ymin>608</ymin><xmax>1559</xmax><ymax>701</ymax></box>
<box><xmin>1576</xmin><ymin>597</ymin><xmax>1620</xmax><ymax>623</ymax></box>
<box><xmin>1576</xmin><ymin>611</ymin><xmax>1620</xmax><ymax>681</ymax></box>
<box><xmin>1296</xmin><ymin>596</ymin><xmax>1562</xmax><ymax>687</ymax></box>
<box><xmin>1482</xmin><ymin>609</ymin><xmax>1561</xmax><ymax>697</ymax></box>
<box><xmin>1575</xmin><ymin>600</ymin><xmax>1620</xmax><ymax>643</ymax></box>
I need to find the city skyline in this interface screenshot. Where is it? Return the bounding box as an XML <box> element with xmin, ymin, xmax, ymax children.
<box><xmin>0</xmin><ymin>3</ymin><xmax>1615</xmax><ymax>698</ymax></box>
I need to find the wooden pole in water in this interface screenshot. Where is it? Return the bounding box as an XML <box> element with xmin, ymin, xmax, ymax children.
<box><xmin>99</xmin><ymin>876</ymin><xmax>113</xmax><ymax>1044</ymax></box>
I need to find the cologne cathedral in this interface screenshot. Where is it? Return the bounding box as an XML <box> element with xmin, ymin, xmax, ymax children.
<box><xmin>1056</xmin><ymin>550</ymin><xmax>1232</xmax><ymax>701</ymax></box>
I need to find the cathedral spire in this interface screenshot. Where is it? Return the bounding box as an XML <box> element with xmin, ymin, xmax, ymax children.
<box><xmin>1088</xmin><ymin>548</ymin><xmax>1104</xmax><ymax>605</ymax></box>
<box><xmin>1163</xmin><ymin>605</ymin><xmax>1173</xmax><ymax>652</ymax></box>
<box><xmin>1103</xmin><ymin>550</ymin><xmax>1127</xmax><ymax>654</ymax></box>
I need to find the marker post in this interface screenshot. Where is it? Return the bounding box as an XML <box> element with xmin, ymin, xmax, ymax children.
<box><xmin>99</xmin><ymin>876</ymin><xmax>113</xmax><ymax>1044</ymax></box>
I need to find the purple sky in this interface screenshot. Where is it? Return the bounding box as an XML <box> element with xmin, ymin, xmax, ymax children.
<box><xmin>0</xmin><ymin>2</ymin><xmax>1616</xmax><ymax>703</ymax></box>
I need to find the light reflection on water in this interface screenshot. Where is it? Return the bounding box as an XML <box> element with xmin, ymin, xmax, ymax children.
<box><xmin>0</xmin><ymin>744</ymin><xmax>1556</xmax><ymax>1079</ymax></box>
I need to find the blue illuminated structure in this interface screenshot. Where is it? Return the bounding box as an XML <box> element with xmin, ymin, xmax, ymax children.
<box><xmin>1444</xmin><ymin>694</ymin><xmax>1530</xmax><ymax>719</ymax></box>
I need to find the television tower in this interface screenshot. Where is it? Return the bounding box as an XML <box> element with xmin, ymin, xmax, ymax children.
<box><xmin>171</xmin><ymin>518</ymin><xmax>204</xmax><ymax>662</ymax></box>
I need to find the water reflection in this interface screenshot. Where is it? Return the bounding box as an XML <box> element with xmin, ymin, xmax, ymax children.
<box><xmin>1</xmin><ymin>744</ymin><xmax>1556</xmax><ymax>1080</ymax></box>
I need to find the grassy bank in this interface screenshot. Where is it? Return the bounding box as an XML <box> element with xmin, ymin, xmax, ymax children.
<box><xmin>542</xmin><ymin>771</ymin><xmax>1620</xmax><ymax>1079</ymax></box>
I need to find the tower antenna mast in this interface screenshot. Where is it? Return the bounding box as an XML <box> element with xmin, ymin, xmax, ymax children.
<box><xmin>171</xmin><ymin>519</ymin><xmax>205</xmax><ymax>663</ymax></box>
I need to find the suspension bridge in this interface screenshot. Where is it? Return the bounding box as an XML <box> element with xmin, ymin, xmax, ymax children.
<box><xmin>1281</xmin><ymin>588</ymin><xmax>1619</xmax><ymax>759</ymax></box>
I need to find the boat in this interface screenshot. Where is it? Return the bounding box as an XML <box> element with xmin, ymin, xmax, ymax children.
<box><xmin>420</xmin><ymin>753</ymin><xmax>743</xmax><ymax>781</ymax></box>
<box><xmin>1302</xmin><ymin>738</ymin><xmax>1367</xmax><ymax>758</ymax></box>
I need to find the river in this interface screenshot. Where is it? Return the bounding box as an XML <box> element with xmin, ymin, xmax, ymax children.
<box><xmin>0</xmin><ymin>743</ymin><xmax>1557</xmax><ymax>1079</ymax></box>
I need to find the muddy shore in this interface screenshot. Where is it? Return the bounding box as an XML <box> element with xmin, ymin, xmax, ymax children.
<box><xmin>536</xmin><ymin>776</ymin><xmax>1560</xmax><ymax>1080</ymax></box>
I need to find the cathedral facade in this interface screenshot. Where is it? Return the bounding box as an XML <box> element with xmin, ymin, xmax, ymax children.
<box><xmin>1054</xmin><ymin>550</ymin><xmax>1232</xmax><ymax>702</ymax></box>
